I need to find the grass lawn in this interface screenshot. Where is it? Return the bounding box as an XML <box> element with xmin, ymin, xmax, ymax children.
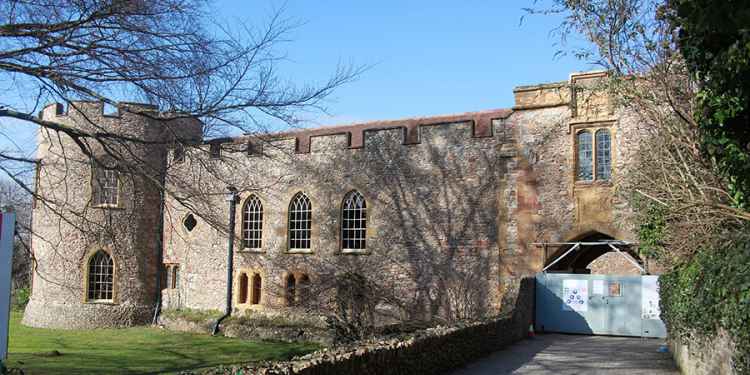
<box><xmin>5</xmin><ymin>311</ymin><xmax>319</xmax><ymax>375</ymax></box>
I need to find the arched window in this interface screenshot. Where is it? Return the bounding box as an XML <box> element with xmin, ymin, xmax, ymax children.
<box><xmin>87</xmin><ymin>251</ymin><xmax>114</xmax><ymax>301</ymax></box>
<box><xmin>286</xmin><ymin>274</ymin><xmax>297</xmax><ymax>306</ymax></box>
<box><xmin>576</xmin><ymin>130</ymin><xmax>593</xmax><ymax>181</ymax></box>
<box><xmin>595</xmin><ymin>129</ymin><xmax>612</xmax><ymax>180</ymax></box>
<box><xmin>251</xmin><ymin>274</ymin><xmax>262</xmax><ymax>305</ymax></box>
<box><xmin>288</xmin><ymin>192</ymin><xmax>312</xmax><ymax>251</ymax></box>
<box><xmin>238</xmin><ymin>273</ymin><xmax>249</xmax><ymax>304</ymax></box>
<box><xmin>341</xmin><ymin>191</ymin><xmax>367</xmax><ymax>251</ymax></box>
<box><xmin>242</xmin><ymin>195</ymin><xmax>263</xmax><ymax>249</ymax></box>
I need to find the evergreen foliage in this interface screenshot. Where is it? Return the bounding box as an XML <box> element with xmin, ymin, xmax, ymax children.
<box><xmin>670</xmin><ymin>0</ymin><xmax>750</xmax><ymax>208</ymax></box>
<box><xmin>660</xmin><ymin>232</ymin><xmax>750</xmax><ymax>372</ymax></box>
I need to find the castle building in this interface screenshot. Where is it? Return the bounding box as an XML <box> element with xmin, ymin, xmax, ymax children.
<box><xmin>23</xmin><ymin>71</ymin><xmax>651</xmax><ymax>329</ymax></box>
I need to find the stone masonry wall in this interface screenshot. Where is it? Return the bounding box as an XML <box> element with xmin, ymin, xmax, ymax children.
<box><xmin>163</xmin><ymin>111</ymin><xmax>518</xmax><ymax>322</ymax></box>
<box><xmin>23</xmin><ymin>102</ymin><xmax>201</xmax><ymax>329</ymax></box>
<box><xmin>187</xmin><ymin>277</ymin><xmax>534</xmax><ymax>375</ymax></box>
<box><xmin>669</xmin><ymin>329</ymin><xmax>739</xmax><ymax>374</ymax></box>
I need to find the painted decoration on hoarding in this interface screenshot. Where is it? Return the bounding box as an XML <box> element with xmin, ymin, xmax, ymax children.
<box><xmin>642</xmin><ymin>275</ymin><xmax>661</xmax><ymax>320</ymax></box>
<box><xmin>562</xmin><ymin>279</ymin><xmax>588</xmax><ymax>312</ymax></box>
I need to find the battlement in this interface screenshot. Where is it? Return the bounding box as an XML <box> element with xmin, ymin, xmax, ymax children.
<box><xmin>39</xmin><ymin>101</ymin><xmax>203</xmax><ymax>143</ymax></box>
<box><xmin>39</xmin><ymin>101</ymin><xmax>159</xmax><ymax>121</ymax></box>
<box><xmin>512</xmin><ymin>71</ymin><xmax>612</xmax><ymax>117</ymax></box>
<box><xmin>211</xmin><ymin>108</ymin><xmax>514</xmax><ymax>156</ymax></box>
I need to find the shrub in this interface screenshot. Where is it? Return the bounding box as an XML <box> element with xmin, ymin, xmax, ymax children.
<box><xmin>11</xmin><ymin>287</ymin><xmax>29</xmax><ymax>311</ymax></box>
<box><xmin>660</xmin><ymin>232</ymin><xmax>750</xmax><ymax>373</ymax></box>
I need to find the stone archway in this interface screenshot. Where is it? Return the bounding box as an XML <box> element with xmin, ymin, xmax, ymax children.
<box><xmin>542</xmin><ymin>231</ymin><xmax>644</xmax><ymax>274</ymax></box>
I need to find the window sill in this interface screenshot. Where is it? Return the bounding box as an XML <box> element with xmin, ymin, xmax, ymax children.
<box><xmin>341</xmin><ymin>249</ymin><xmax>369</xmax><ymax>255</ymax></box>
<box><xmin>238</xmin><ymin>248</ymin><xmax>265</xmax><ymax>254</ymax></box>
<box><xmin>93</xmin><ymin>204</ymin><xmax>124</xmax><ymax>210</ymax></box>
<box><xmin>574</xmin><ymin>180</ymin><xmax>613</xmax><ymax>187</ymax></box>
<box><xmin>85</xmin><ymin>299</ymin><xmax>117</xmax><ymax>305</ymax></box>
<box><xmin>287</xmin><ymin>249</ymin><xmax>312</xmax><ymax>254</ymax></box>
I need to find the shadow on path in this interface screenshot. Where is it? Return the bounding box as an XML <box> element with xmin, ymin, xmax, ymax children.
<box><xmin>451</xmin><ymin>334</ymin><xmax>678</xmax><ymax>375</ymax></box>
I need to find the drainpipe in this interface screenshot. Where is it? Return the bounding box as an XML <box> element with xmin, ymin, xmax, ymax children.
<box><xmin>212</xmin><ymin>186</ymin><xmax>239</xmax><ymax>335</ymax></box>
<box><xmin>152</xmin><ymin>189</ymin><xmax>165</xmax><ymax>325</ymax></box>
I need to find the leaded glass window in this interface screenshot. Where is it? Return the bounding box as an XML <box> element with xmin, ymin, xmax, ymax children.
<box><xmin>596</xmin><ymin>129</ymin><xmax>612</xmax><ymax>180</ymax></box>
<box><xmin>341</xmin><ymin>191</ymin><xmax>367</xmax><ymax>251</ymax></box>
<box><xmin>288</xmin><ymin>193</ymin><xmax>312</xmax><ymax>250</ymax></box>
<box><xmin>93</xmin><ymin>166</ymin><xmax>118</xmax><ymax>206</ymax></box>
<box><xmin>242</xmin><ymin>195</ymin><xmax>263</xmax><ymax>249</ymax></box>
<box><xmin>87</xmin><ymin>251</ymin><xmax>114</xmax><ymax>301</ymax></box>
<box><xmin>577</xmin><ymin>131</ymin><xmax>593</xmax><ymax>181</ymax></box>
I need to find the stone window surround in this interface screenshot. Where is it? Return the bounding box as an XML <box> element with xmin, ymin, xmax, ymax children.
<box><xmin>339</xmin><ymin>188</ymin><xmax>374</xmax><ymax>255</ymax></box>
<box><xmin>285</xmin><ymin>190</ymin><xmax>316</xmax><ymax>254</ymax></box>
<box><xmin>230</xmin><ymin>188</ymin><xmax>375</xmax><ymax>255</ymax></box>
<box><xmin>283</xmin><ymin>270</ymin><xmax>311</xmax><ymax>307</ymax></box>
<box><xmin>164</xmin><ymin>263</ymin><xmax>180</xmax><ymax>289</ymax></box>
<box><xmin>90</xmin><ymin>163</ymin><xmax>123</xmax><ymax>209</ymax></box>
<box><xmin>235</xmin><ymin>267</ymin><xmax>266</xmax><ymax>308</ymax></box>
<box><xmin>182</xmin><ymin>213</ymin><xmax>198</xmax><ymax>234</ymax></box>
<box><xmin>571</xmin><ymin>121</ymin><xmax>616</xmax><ymax>186</ymax></box>
<box><xmin>239</xmin><ymin>194</ymin><xmax>265</xmax><ymax>253</ymax></box>
<box><xmin>82</xmin><ymin>245</ymin><xmax>119</xmax><ymax>304</ymax></box>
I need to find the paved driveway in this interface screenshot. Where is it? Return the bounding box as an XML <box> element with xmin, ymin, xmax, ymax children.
<box><xmin>451</xmin><ymin>334</ymin><xmax>679</xmax><ymax>375</ymax></box>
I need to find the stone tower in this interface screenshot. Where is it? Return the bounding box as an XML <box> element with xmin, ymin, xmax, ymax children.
<box><xmin>23</xmin><ymin>101</ymin><xmax>201</xmax><ymax>329</ymax></box>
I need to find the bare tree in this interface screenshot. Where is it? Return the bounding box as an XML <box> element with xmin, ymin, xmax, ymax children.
<box><xmin>0</xmin><ymin>178</ymin><xmax>31</xmax><ymax>291</ymax></box>
<box><xmin>0</xmin><ymin>0</ymin><xmax>362</xmax><ymax>296</ymax></box>
<box><xmin>527</xmin><ymin>0</ymin><xmax>749</xmax><ymax>267</ymax></box>
<box><xmin>0</xmin><ymin>0</ymin><xmax>360</xmax><ymax>197</ymax></box>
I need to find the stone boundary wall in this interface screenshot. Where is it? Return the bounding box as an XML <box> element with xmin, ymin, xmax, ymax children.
<box><xmin>669</xmin><ymin>329</ymin><xmax>740</xmax><ymax>374</ymax></box>
<box><xmin>188</xmin><ymin>278</ymin><xmax>534</xmax><ymax>375</ymax></box>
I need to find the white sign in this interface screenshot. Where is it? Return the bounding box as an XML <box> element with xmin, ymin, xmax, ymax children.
<box><xmin>0</xmin><ymin>213</ymin><xmax>15</xmax><ymax>361</ymax></box>
<box><xmin>562</xmin><ymin>279</ymin><xmax>588</xmax><ymax>312</ymax></box>
<box><xmin>642</xmin><ymin>275</ymin><xmax>661</xmax><ymax>320</ymax></box>
<box><xmin>592</xmin><ymin>280</ymin><xmax>605</xmax><ymax>295</ymax></box>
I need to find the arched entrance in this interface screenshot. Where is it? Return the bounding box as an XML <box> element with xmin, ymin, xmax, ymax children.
<box><xmin>541</xmin><ymin>231</ymin><xmax>645</xmax><ymax>275</ymax></box>
<box><xmin>534</xmin><ymin>231</ymin><xmax>666</xmax><ymax>338</ymax></box>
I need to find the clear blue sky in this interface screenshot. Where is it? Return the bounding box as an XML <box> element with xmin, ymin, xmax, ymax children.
<box><xmin>213</xmin><ymin>0</ymin><xmax>590</xmax><ymax>125</ymax></box>
<box><xmin>1</xmin><ymin>1</ymin><xmax>591</xmax><ymax>157</ymax></box>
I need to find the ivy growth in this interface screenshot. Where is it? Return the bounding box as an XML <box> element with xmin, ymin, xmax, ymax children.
<box><xmin>660</xmin><ymin>231</ymin><xmax>750</xmax><ymax>373</ymax></box>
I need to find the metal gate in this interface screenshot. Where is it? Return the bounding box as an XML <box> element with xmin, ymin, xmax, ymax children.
<box><xmin>535</xmin><ymin>273</ymin><xmax>667</xmax><ymax>338</ymax></box>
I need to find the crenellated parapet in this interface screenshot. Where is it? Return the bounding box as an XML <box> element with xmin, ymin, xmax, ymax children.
<box><xmin>38</xmin><ymin>101</ymin><xmax>202</xmax><ymax>143</ymax></box>
<box><xmin>199</xmin><ymin>108</ymin><xmax>515</xmax><ymax>160</ymax></box>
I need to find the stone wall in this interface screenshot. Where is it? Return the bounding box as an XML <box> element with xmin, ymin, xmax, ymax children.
<box><xmin>162</xmin><ymin>110</ymin><xmax>518</xmax><ymax>322</ymax></box>
<box><xmin>187</xmin><ymin>278</ymin><xmax>534</xmax><ymax>375</ymax></box>
<box><xmin>161</xmin><ymin>71</ymin><xmax>653</xmax><ymax>324</ymax></box>
<box><xmin>669</xmin><ymin>330</ymin><xmax>739</xmax><ymax>374</ymax></box>
<box><xmin>23</xmin><ymin>102</ymin><xmax>201</xmax><ymax>329</ymax></box>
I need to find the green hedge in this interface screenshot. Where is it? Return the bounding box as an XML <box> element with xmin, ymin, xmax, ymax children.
<box><xmin>660</xmin><ymin>234</ymin><xmax>750</xmax><ymax>373</ymax></box>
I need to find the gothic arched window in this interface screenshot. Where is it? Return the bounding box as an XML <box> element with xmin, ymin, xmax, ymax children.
<box><xmin>242</xmin><ymin>195</ymin><xmax>263</xmax><ymax>250</ymax></box>
<box><xmin>595</xmin><ymin>129</ymin><xmax>612</xmax><ymax>180</ymax></box>
<box><xmin>341</xmin><ymin>190</ymin><xmax>367</xmax><ymax>252</ymax></box>
<box><xmin>288</xmin><ymin>192</ymin><xmax>312</xmax><ymax>251</ymax></box>
<box><xmin>87</xmin><ymin>250</ymin><xmax>114</xmax><ymax>302</ymax></box>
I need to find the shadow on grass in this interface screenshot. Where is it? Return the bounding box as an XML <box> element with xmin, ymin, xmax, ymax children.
<box><xmin>7</xmin><ymin>311</ymin><xmax>319</xmax><ymax>375</ymax></box>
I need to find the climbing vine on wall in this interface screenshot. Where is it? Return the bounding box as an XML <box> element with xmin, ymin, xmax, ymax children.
<box><xmin>660</xmin><ymin>232</ymin><xmax>750</xmax><ymax>373</ymax></box>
